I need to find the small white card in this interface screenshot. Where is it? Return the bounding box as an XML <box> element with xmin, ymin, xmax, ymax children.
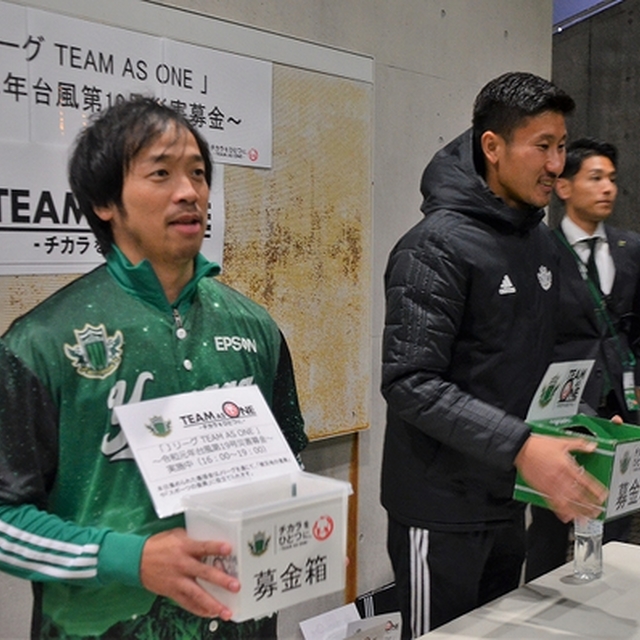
<box><xmin>114</xmin><ymin>385</ymin><xmax>300</xmax><ymax>518</ymax></box>
<box><xmin>299</xmin><ymin>603</ymin><xmax>361</xmax><ymax>640</ymax></box>
<box><xmin>526</xmin><ymin>359</ymin><xmax>595</xmax><ymax>421</ymax></box>
<box><xmin>346</xmin><ymin>613</ymin><xmax>401</xmax><ymax>640</ymax></box>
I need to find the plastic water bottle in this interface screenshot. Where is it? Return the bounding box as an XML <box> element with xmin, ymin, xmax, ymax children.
<box><xmin>573</xmin><ymin>517</ymin><xmax>603</xmax><ymax>581</ymax></box>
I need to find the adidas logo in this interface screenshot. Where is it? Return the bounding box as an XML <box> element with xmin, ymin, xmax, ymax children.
<box><xmin>498</xmin><ymin>275</ymin><xmax>516</xmax><ymax>295</ymax></box>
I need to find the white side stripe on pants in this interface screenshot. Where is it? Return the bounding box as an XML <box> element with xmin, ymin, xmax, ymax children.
<box><xmin>409</xmin><ymin>527</ymin><xmax>430</xmax><ymax>638</ymax></box>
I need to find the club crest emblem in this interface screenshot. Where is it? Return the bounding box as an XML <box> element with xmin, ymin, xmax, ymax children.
<box><xmin>146</xmin><ymin>415</ymin><xmax>172</xmax><ymax>437</ymax></box>
<box><xmin>538</xmin><ymin>374</ymin><xmax>560</xmax><ymax>407</ymax></box>
<box><xmin>620</xmin><ymin>449</ymin><xmax>631</xmax><ymax>475</ymax></box>
<box><xmin>248</xmin><ymin>531</ymin><xmax>271</xmax><ymax>556</ymax></box>
<box><xmin>537</xmin><ymin>265</ymin><xmax>552</xmax><ymax>291</ymax></box>
<box><xmin>64</xmin><ymin>324</ymin><xmax>123</xmax><ymax>379</ymax></box>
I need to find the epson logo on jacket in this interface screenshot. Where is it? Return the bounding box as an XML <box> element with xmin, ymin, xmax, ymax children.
<box><xmin>214</xmin><ymin>335</ymin><xmax>258</xmax><ymax>353</ymax></box>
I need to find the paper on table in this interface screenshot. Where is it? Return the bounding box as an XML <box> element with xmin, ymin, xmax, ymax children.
<box><xmin>299</xmin><ymin>603</ymin><xmax>361</xmax><ymax>640</ymax></box>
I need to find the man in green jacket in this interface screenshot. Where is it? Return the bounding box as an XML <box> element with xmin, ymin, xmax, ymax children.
<box><xmin>0</xmin><ymin>97</ymin><xmax>307</xmax><ymax>639</ymax></box>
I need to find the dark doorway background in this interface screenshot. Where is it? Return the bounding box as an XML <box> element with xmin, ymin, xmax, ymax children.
<box><xmin>551</xmin><ymin>0</ymin><xmax>639</xmax><ymax>231</ymax></box>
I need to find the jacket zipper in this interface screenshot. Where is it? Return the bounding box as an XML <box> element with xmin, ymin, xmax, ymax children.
<box><xmin>172</xmin><ymin>308</ymin><xmax>187</xmax><ymax>339</ymax></box>
<box><xmin>172</xmin><ymin>307</ymin><xmax>182</xmax><ymax>329</ymax></box>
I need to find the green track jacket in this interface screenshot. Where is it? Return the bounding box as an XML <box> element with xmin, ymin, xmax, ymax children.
<box><xmin>0</xmin><ymin>247</ymin><xmax>307</xmax><ymax>638</ymax></box>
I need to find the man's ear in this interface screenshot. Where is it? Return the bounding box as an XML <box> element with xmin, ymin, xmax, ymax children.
<box><xmin>480</xmin><ymin>130</ymin><xmax>502</xmax><ymax>166</ymax></box>
<box><xmin>554</xmin><ymin>177</ymin><xmax>571</xmax><ymax>201</ymax></box>
<box><xmin>94</xmin><ymin>204</ymin><xmax>116</xmax><ymax>222</ymax></box>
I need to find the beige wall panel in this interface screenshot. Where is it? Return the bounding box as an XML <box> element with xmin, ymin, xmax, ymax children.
<box><xmin>221</xmin><ymin>65</ymin><xmax>372</xmax><ymax>440</ymax></box>
<box><xmin>0</xmin><ymin>274</ymin><xmax>77</xmax><ymax>334</ymax></box>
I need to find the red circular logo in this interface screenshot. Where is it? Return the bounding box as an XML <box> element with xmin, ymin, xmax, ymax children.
<box><xmin>222</xmin><ymin>402</ymin><xmax>240</xmax><ymax>418</ymax></box>
<box><xmin>312</xmin><ymin>515</ymin><xmax>334</xmax><ymax>541</ymax></box>
<box><xmin>248</xmin><ymin>148</ymin><xmax>259</xmax><ymax>162</ymax></box>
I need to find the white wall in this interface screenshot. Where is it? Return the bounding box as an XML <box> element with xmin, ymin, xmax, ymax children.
<box><xmin>0</xmin><ymin>2</ymin><xmax>552</xmax><ymax>638</ymax></box>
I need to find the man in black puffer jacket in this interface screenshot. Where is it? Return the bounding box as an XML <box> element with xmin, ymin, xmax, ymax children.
<box><xmin>381</xmin><ymin>72</ymin><xmax>608</xmax><ymax>638</ymax></box>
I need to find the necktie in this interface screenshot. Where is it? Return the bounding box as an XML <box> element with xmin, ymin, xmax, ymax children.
<box><xmin>583</xmin><ymin>237</ymin><xmax>611</xmax><ymax>404</ymax></box>
<box><xmin>584</xmin><ymin>237</ymin><xmax>601</xmax><ymax>291</ymax></box>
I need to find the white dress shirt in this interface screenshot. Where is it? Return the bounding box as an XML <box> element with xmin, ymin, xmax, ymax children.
<box><xmin>561</xmin><ymin>216</ymin><xmax>615</xmax><ymax>295</ymax></box>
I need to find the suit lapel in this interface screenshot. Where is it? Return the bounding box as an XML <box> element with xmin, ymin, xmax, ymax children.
<box><xmin>555</xmin><ymin>226</ymin><xmax>601</xmax><ymax>332</ymax></box>
<box><xmin>608</xmin><ymin>224</ymin><xmax>624</xmax><ymax>298</ymax></box>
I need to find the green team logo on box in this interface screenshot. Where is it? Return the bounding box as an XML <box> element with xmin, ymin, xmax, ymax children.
<box><xmin>538</xmin><ymin>374</ymin><xmax>560</xmax><ymax>407</ymax></box>
<box><xmin>64</xmin><ymin>323</ymin><xmax>123</xmax><ymax>379</ymax></box>
<box><xmin>248</xmin><ymin>531</ymin><xmax>271</xmax><ymax>556</ymax></box>
<box><xmin>620</xmin><ymin>449</ymin><xmax>631</xmax><ymax>474</ymax></box>
<box><xmin>146</xmin><ymin>415</ymin><xmax>172</xmax><ymax>437</ymax></box>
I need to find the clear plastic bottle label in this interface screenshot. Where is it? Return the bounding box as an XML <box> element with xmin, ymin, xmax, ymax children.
<box><xmin>573</xmin><ymin>518</ymin><xmax>603</xmax><ymax>581</ymax></box>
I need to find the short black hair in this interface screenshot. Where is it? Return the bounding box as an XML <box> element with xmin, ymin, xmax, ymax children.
<box><xmin>472</xmin><ymin>71</ymin><xmax>575</xmax><ymax>142</ymax></box>
<box><xmin>68</xmin><ymin>96</ymin><xmax>212</xmax><ymax>255</ymax></box>
<box><xmin>560</xmin><ymin>137</ymin><xmax>618</xmax><ymax>179</ymax></box>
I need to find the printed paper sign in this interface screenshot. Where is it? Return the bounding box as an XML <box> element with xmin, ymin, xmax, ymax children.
<box><xmin>0</xmin><ymin>143</ymin><xmax>224</xmax><ymax>273</ymax></box>
<box><xmin>0</xmin><ymin>1</ymin><xmax>272</xmax><ymax>161</ymax></box>
<box><xmin>114</xmin><ymin>385</ymin><xmax>300</xmax><ymax>518</ymax></box>
<box><xmin>607</xmin><ymin>441</ymin><xmax>640</xmax><ymax>519</ymax></box>
<box><xmin>0</xmin><ymin>0</ymin><xmax>271</xmax><ymax>274</ymax></box>
<box><xmin>526</xmin><ymin>360</ymin><xmax>595</xmax><ymax>421</ymax></box>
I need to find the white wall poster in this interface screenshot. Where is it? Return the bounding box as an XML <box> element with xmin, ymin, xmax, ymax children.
<box><xmin>0</xmin><ymin>0</ymin><xmax>272</xmax><ymax>274</ymax></box>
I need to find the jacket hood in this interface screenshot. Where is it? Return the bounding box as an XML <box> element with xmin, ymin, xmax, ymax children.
<box><xmin>419</xmin><ymin>128</ymin><xmax>545</xmax><ymax>234</ymax></box>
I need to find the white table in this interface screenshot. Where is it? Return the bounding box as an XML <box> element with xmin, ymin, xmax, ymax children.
<box><xmin>421</xmin><ymin>542</ymin><xmax>640</xmax><ymax>638</ymax></box>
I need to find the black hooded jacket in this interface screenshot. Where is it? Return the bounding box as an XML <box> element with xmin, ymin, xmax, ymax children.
<box><xmin>380</xmin><ymin>129</ymin><xmax>560</xmax><ymax>530</ymax></box>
